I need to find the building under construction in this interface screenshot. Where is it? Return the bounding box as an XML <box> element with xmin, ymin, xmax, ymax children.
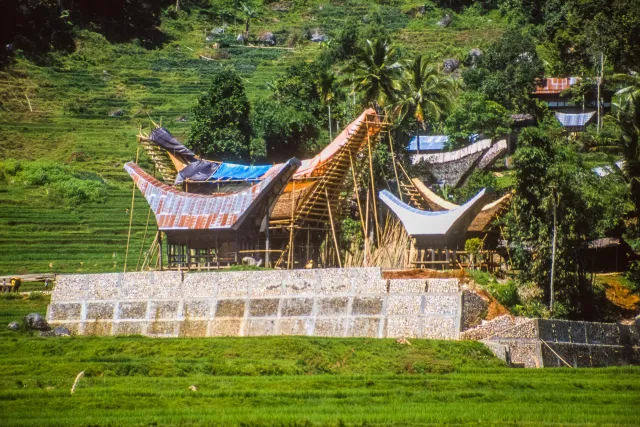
<box><xmin>129</xmin><ymin>109</ymin><xmax>387</xmax><ymax>270</ymax></box>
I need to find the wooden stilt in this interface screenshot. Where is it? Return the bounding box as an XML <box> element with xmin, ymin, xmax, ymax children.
<box><xmin>325</xmin><ymin>188</ymin><xmax>342</xmax><ymax>268</ymax></box>
<box><xmin>349</xmin><ymin>153</ymin><xmax>367</xmax><ymax>238</ymax></box>
<box><xmin>123</xmin><ymin>146</ymin><xmax>140</xmax><ymax>273</ymax></box>
<box><xmin>158</xmin><ymin>231</ymin><xmax>163</xmax><ymax>271</ymax></box>
<box><xmin>366</xmin><ymin>122</ymin><xmax>381</xmax><ymax>244</ymax></box>
<box><xmin>364</xmin><ymin>189</ymin><xmax>370</xmax><ymax>266</ymax></box>
<box><xmin>306</xmin><ymin>227</ymin><xmax>310</xmax><ymax>264</ymax></box>
<box><xmin>265</xmin><ymin>214</ymin><xmax>270</xmax><ymax>268</ymax></box>
<box><xmin>288</xmin><ymin>181</ymin><xmax>296</xmax><ymax>269</ymax></box>
<box><xmin>388</xmin><ymin>130</ymin><xmax>403</xmax><ymax>200</ymax></box>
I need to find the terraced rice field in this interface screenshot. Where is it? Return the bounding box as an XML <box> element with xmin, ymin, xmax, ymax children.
<box><xmin>0</xmin><ymin>2</ymin><xmax>507</xmax><ymax>275</ymax></box>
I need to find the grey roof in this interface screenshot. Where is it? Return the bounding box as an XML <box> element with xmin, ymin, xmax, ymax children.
<box><xmin>380</xmin><ymin>188</ymin><xmax>494</xmax><ymax>246</ymax></box>
<box><xmin>555</xmin><ymin>111</ymin><xmax>596</xmax><ymax>130</ymax></box>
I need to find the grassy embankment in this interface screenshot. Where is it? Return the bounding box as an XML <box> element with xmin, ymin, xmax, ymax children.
<box><xmin>1</xmin><ymin>296</ymin><xmax>639</xmax><ymax>426</ymax></box>
<box><xmin>0</xmin><ymin>2</ymin><xmax>509</xmax><ymax>275</ymax></box>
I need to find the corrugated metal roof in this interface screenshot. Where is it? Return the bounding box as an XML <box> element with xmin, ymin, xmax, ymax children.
<box><xmin>125</xmin><ymin>158</ymin><xmax>300</xmax><ymax>231</ymax></box>
<box><xmin>555</xmin><ymin>111</ymin><xmax>596</xmax><ymax>129</ymax></box>
<box><xmin>534</xmin><ymin>77</ymin><xmax>580</xmax><ymax>94</ymax></box>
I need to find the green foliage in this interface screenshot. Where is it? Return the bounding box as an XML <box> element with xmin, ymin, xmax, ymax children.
<box><xmin>444</xmin><ymin>92</ymin><xmax>512</xmax><ymax>148</ymax></box>
<box><xmin>0</xmin><ymin>0</ymin><xmax>74</xmax><ymax>65</ymax></box>
<box><xmin>27</xmin><ymin>291</ymin><xmax>46</xmax><ymax>300</ymax></box>
<box><xmin>625</xmin><ymin>261</ymin><xmax>640</xmax><ymax>293</ymax></box>
<box><xmin>340</xmin><ymin>217</ymin><xmax>364</xmax><ymax>249</ymax></box>
<box><xmin>468</xmin><ymin>270</ymin><xmax>520</xmax><ymax>309</ymax></box>
<box><xmin>2</xmin><ymin>160</ymin><xmax>107</xmax><ymax>205</ymax></box>
<box><xmin>49</xmin><ymin>178</ymin><xmax>107</xmax><ymax>205</ymax></box>
<box><xmin>516</xmin><ymin>0</ymin><xmax>640</xmax><ymax>72</ymax></box>
<box><xmin>252</xmin><ymin>99</ymin><xmax>318</xmax><ymax>161</ymax></box>
<box><xmin>464</xmin><ymin>237</ymin><xmax>482</xmax><ymax>255</ymax></box>
<box><xmin>272</xmin><ymin>62</ymin><xmax>322</xmax><ymax>115</ymax></box>
<box><xmin>452</xmin><ymin>169</ymin><xmax>497</xmax><ymax>204</ymax></box>
<box><xmin>462</xmin><ymin>28</ymin><xmax>544</xmax><ymax>111</ymax></box>
<box><xmin>394</xmin><ymin>55</ymin><xmax>456</xmax><ymax>131</ymax></box>
<box><xmin>188</xmin><ymin>67</ymin><xmax>253</xmax><ymax>161</ymax></box>
<box><xmin>343</xmin><ymin>38</ymin><xmax>402</xmax><ymax>108</ymax></box>
<box><xmin>504</xmin><ymin>126</ymin><xmax>628</xmax><ymax>318</ymax></box>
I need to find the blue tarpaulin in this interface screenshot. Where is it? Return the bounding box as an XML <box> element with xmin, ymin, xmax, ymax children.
<box><xmin>407</xmin><ymin>134</ymin><xmax>479</xmax><ymax>152</ymax></box>
<box><xmin>210</xmin><ymin>163</ymin><xmax>272</xmax><ymax>180</ymax></box>
<box><xmin>408</xmin><ymin>135</ymin><xmax>449</xmax><ymax>152</ymax></box>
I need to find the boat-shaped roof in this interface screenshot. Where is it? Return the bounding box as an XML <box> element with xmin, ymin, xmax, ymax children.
<box><xmin>124</xmin><ymin>158</ymin><xmax>300</xmax><ymax>231</ymax></box>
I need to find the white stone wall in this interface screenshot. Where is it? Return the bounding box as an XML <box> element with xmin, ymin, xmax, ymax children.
<box><xmin>48</xmin><ymin>268</ymin><xmax>467</xmax><ymax>339</ymax></box>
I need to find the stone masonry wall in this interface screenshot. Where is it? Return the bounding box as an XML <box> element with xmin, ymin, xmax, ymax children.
<box><xmin>474</xmin><ymin>318</ymin><xmax>640</xmax><ymax>368</ymax></box>
<box><xmin>48</xmin><ymin>268</ymin><xmax>471</xmax><ymax>339</ymax></box>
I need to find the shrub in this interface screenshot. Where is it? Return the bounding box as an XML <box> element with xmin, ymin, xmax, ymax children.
<box><xmin>0</xmin><ymin>158</ymin><xmax>21</xmax><ymax>176</ymax></box>
<box><xmin>28</xmin><ymin>292</ymin><xmax>46</xmax><ymax>300</ymax></box>
<box><xmin>17</xmin><ymin>161</ymin><xmax>69</xmax><ymax>186</ymax></box>
<box><xmin>49</xmin><ymin>177</ymin><xmax>107</xmax><ymax>204</ymax></box>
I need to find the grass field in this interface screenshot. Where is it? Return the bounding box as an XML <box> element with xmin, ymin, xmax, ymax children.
<box><xmin>0</xmin><ymin>1</ymin><xmax>509</xmax><ymax>276</ymax></box>
<box><xmin>1</xmin><ymin>297</ymin><xmax>640</xmax><ymax>426</ymax></box>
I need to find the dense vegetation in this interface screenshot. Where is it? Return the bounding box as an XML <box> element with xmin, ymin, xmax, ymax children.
<box><xmin>1</xmin><ymin>0</ymin><xmax>639</xmax><ymax>321</ymax></box>
<box><xmin>1</xmin><ymin>296</ymin><xmax>640</xmax><ymax>426</ymax></box>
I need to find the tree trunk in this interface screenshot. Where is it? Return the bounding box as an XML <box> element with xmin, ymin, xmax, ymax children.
<box><xmin>597</xmin><ymin>53</ymin><xmax>605</xmax><ymax>132</ymax></box>
<box><xmin>175</xmin><ymin>0</ymin><xmax>180</xmax><ymax>12</ymax></box>
<box><xmin>550</xmin><ymin>191</ymin><xmax>557</xmax><ymax>312</ymax></box>
<box><xmin>245</xmin><ymin>19</ymin><xmax>250</xmax><ymax>38</ymax></box>
<box><xmin>328</xmin><ymin>104</ymin><xmax>332</xmax><ymax>142</ymax></box>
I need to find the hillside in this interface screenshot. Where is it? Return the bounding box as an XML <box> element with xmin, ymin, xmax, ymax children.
<box><xmin>0</xmin><ymin>2</ymin><xmax>507</xmax><ymax>275</ymax></box>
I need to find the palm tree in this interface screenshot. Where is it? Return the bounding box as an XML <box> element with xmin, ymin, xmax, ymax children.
<box><xmin>613</xmin><ymin>73</ymin><xmax>640</xmax><ymax>110</ymax></box>
<box><xmin>394</xmin><ymin>55</ymin><xmax>456</xmax><ymax>131</ymax></box>
<box><xmin>343</xmin><ymin>39</ymin><xmax>402</xmax><ymax>109</ymax></box>
<box><xmin>603</xmin><ymin>74</ymin><xmax>640</xmax><ymax>214</ymax></box>
<box><xmin>240</xmin><ymin>3</ymin><xmax>259</xmax><ymax>39</ymax></box>
<box><xmin>319</xmin><ymin>71</ymin><xmax>337</xmax><ymax>141</ymax></box>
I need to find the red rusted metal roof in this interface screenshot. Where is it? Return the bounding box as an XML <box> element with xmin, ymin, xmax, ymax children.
<box><xmin>533</xmin><ymin>77</ymin><xmax>581</xmax><ymax>94</ymax></box>
<box><xmin>125</xmin><ymin>159</ymin><xmax>300</xmax><ymax>231</ymax></box>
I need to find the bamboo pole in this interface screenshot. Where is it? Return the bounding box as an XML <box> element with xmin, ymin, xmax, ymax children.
<box><xmin>364</xmin><ymin>189</ymin><xmax>370</xmax><ymax>266</ymax></box>
<box><xmin>123</xmin><ymin>147</ymin><xmax>140</xmax><ymax>273</ymax></box>
<box><xmin>388</xmin><ymin>130</ymin><xmax>403</xmax><ymax>200</ymax></box>
<box><xmin>349</xmin><ymin>153</ymin><xmax>367</xmax><ymax>238</ymax></box>
<box><xmin>325</xmin><ymin>188</ymin><xmax>342</xmax><ymax>268</ymax></box>
<box><xmin>366</xmin><ymin>122</ymin><xmax>381</xmax><ymax>243</ymax></box>
<box><xmin>288</xmin><ymin>181</ymin><xmax>296</xmax><ymax>269</ymax></box>
<box><xmin>135</xmin><ymin>206</ymin><xmax>153</xmax><ymax>271</ymax></box>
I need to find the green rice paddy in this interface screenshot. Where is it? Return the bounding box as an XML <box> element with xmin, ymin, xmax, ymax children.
<box><xmin>0</xmin><ymin>297</ymin><xmax>638</xmax><ymax>426</ymax></box>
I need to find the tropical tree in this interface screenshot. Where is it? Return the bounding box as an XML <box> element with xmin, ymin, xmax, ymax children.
<box><xmin>604</xmin><ymin>74</ymin><xmax>640</xmax><ymax>215</ymax></box>
<box><xmin>444</xmin><ymin>91</ymin><xmax>513</xmax><ymax>148</ymax></box>
<box><xmin>319</xmin><ymin>70</ymin><xmax>337</xmax><ymax>141</ymax></box>
<box><xmin>613</xmin><ymin>73</ymin><xmax>640</xmax><ymax>110</ymax></box>
<box><xmin>394</xmin><ymin>55</ymin><xmax>456</xmax><ymax>131</ymax></box>
<box><xmin>504</xmin><ymin>127</ymin><xmax>627</xmax><ymax>317</ymax></box>
<box><xmin>188</xmin><ymin>68</ymin><xmax>252</xmax><ymax>161</ymax></box>
<box><xmin>240</xmin><ymin>2</ymin><xmax>259</xmax><ymax>39</ymax></box>
<box><xmin>343</xmin><ymin>39</ymin><xmax>402</xmax><ymax>109</ymax></box>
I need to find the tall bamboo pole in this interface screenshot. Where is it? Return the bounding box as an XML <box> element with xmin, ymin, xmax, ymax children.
<box><xmin>366</xmin><ymin>122</ymin><xmax>381</xmax><ymax>243</ymax></box>
<box><xmin>388</xmin><ymin>130</ymin><xmax>403</xmax><ymax>200</ymax></box>
<box><xmin>288</xmin><ymin>181</ymin><xmax>296</xmax><ymax>269</ymax></box>
<box><xmin>123</xmin><ymin>146</ymin><xmax>140</xmax><ymax>273</ymax></box>
<box><xmin>364</xmin><ymin>189</ymin><xmax>370</xmax><ymax>266</ymax></box>
<box><xmin>349</xmin><ymin>153</ymin><xmax>367</xmax><ymax>238</ymax></box>
<box><xmin>325</xmin><ymin>188</ymin><xmax>342</xmax><ymax>268</ymax></box>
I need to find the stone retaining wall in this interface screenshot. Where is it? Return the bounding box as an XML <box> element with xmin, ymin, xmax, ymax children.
<box><xmin>47</xmin><ymin>268</ymin><xmax>474</xmax><ymax>339</ymax></box>
<box><xmin>477</xmin><ymin>318</ymin><xmax>640</xmax><ymax>368</ymax></box>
